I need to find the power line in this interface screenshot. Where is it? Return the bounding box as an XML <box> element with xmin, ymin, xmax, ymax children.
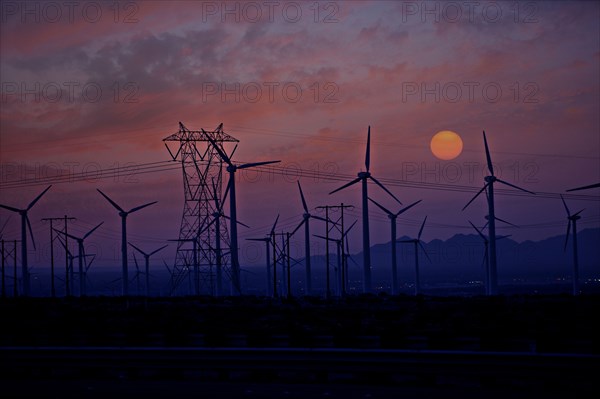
<box><xmin>2</xmin><ymin>159</ymin><xmax>598</xmax><ymax>204</ymax></box>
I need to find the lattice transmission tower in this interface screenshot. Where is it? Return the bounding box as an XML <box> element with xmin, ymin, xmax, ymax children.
<box><xmin>164</xmin><ymin>122</ymin><xmax>238</xmax><ymax>296</ymax></box>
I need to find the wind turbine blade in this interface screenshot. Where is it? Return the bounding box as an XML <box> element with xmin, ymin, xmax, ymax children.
<box><xmin>128</xmin><ymin>242</ymin><xmax>147</xmax><ymax>256</ymax></box>
<box><xmin>297</xmin><ymin>181</ymin><xmax>309</xmax><ymax>213</ymax></box>
<box><xmin>566</xmin><ymin>182</ymin><xmax>600</xmax><ymax>192</ymax></box>
<box><xmin>96</xmin><ymin>189</ymin><xmax>125</xmax><ymax>212</ymax></box>
<box><xmin>313</xmin><ymin>234</ymin><xmax>335</xmax><ymax>242</ymax></box>
<box><xmin>86</xmin><ymin>254</ymin><xmax>96</xmax><ymax>272</ymax></box>
<box><xmin>329</xmin><ymin>176</ymin><xmax>362</xmax><ymax>195</ymax></box>
<box><xmin>129</xmin><ymin>201</ymin><xmax>157</xmax><ymax>214</ymax></box>
<box><xmin>246</xmin><ymin>238</ymin><xmax>268</xmax><ymax>242</ymax></box>
<box><xmin>0</xmin><ymin>204</ymin><xmax>21</xmax><ymax>213</ymax></box>
<box><xmin>469</xmin><ymin>220</ymin><xmax>487</xmax><ymax>241</ymax></box>
<box><xmin>573</xmin><ymin>209</ymin><xmax>585</xmax><ymax>217</ymax></box>
<box><xmin>494</xmin><ymin>216</ymin><xmax>518</xmax><ymax>228</ymax></box>
<box><xmin>418</xmin><ymin>216</ymin><xmax>427</xmax><ymax>240</ymax></box>
<box><xmin>365</xmin><ymin>125</ymin><xmax>371</xmax><ymax>172</ymax></box>
<box><xmin>342</xmin><ymin>220</ymin><xmax>358</xmax><ymax>238</ymax></box>
<box><xmin>291</xmin><ymin>219</ymin><xmax>306</xmax><ymax>236</ymax></box>
<box><xmin>368</xmin><ymin>196</ymin><xmax>392</xmax><ymax>216</ymax></box>
<box><xmin>462</xmin><ymin>183</ymin><xmax>489</xmax><ymax>211</ymax></box>
<box><xmin>270</xmin><ymin>214</ymin><xmax>280</xmax><ymax>235</ymax></box>
<box><xmin>496</xmin><ymin>178</ymin><xmax>535</xmax><ymax>195</ymax></box>
<box><xmin>310</xmin><ymin>215</ymin><xmax>329</xmax><ymax>224</ymax></box>
<box><xmin>27</xmin><ymin>185</ymin><xmax>52</xmax><ymax>210</ymax></box>
<box><xmin>238</xmin><ymin>160</ymin><xmax>281</xmax><ymax>170</ymax></box>
<box><xmin>369</xmin><ymin>176</ymin><xmax>402</xmax><ymax>204</ymax></box>
<box><xmin>560</xmin><ymin>194</ymin><xmax>571</xmax><ymax>217</ymax></box>
<box><xmin>0</xmin><ymin>216</ymin><xmax>10</xmax><ymax>236</ymax></box>
<box><xmin>162</xmin><ymin>260</ymin><xmax>172</xmax><ymax>274</ymax></box>
<box><xmin>132</xmin><ymin>252</ymin><xmax>140</xmax><ymax>272</ymax></box>
<box><xmin>221</xmin><ymin>178</ymin><xmax>231</xmax><ymax>209</ymax></box>
<box><xmin>57</xmin><ymin>230</ymin><xmax>79</xmax><ymax>241</ymax></box>
<box><xmin>82</xmin><ymin>246</ymin><xmax>87</xmax><ymax>268</ymax></box>
<box><xmin>564</xmin><ymin>220</ymin><xmax>571</xmax><ymax>252</ymax></box>
<box><xmin>83</xmin><ymin>222</ymin><xmax>104</xmax><ymax>240</ymax></box>
<box><xmin>230</xmin><ymin>144</ymin><xmax>239</xmax><ymax>160</ymax></box>
<box><xmin>26</xmin><ymin>216</ymin><xmax>36</xmax><ymax>250</ymax></box>
<box><xmin>419</xmin><ymin>241</ymin><xmax>432</xmax><ymax>263</ymax></box>
<box><xmin>149</xmin><ymin>245</ymin><xmax>168</xmax><ymax>256</ymax></box>
<box><xmin>481</xmin><ymin>247</ymin><xmax>488</xmax><ymax>268</ymax></box>
<box><xmin>483</xmin><ymin>130</ymin><xmax>494</xmax><ymax>176</ymax></box>
<box><xmin>497</xmin><ymin>235</ymin><xmax>512</xmax><ymax>240</ymax></box>
<box><xmin>203</xmin><ymin>129</ymin><xmax>232</xmax><ymax>165</ymax></box>
<box><xmin>396</xmin><ymin>199</ymin><xmax>422</xmax><ymax>216</ymax></box>
<box><xmin>236</xmin><ymin>219</ymin><xmax>251</xmax><ymax>229</ymax></box>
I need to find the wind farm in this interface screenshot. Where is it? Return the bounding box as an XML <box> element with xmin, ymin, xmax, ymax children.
<box><xmin>0</xmin><ymin>125</ymin><xmax>598</xmax><ymax>298</ymax></box>
<box><xmin>1</xmin><ymin>2</ymin><xmax>599</xmax><ymax>397</ymax></box>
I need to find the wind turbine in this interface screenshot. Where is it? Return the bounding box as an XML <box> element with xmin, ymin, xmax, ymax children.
<box><xmin>329</xmin><ymin>126</ymin><xmax>401</xmax><ymax>293</ymax></box>
<box><xmin>462</xmin><ymin>131</ymin><xmax>535</xmax><ymax>295</ymax></box>
<box><xmin>566</xmin><ymin>183</ymin><xmax>600</xmax><ymax>192</ymax></box>
<box><xmin>368</xmin><ymin>197</ymin><xmax>422</xmax><ymax>295</ymax></box>
<box><xmin>398</xmin><ymin>216</ymin><xmax>431</xmax><ymax>296</ymax></box>
<box><xmin>129</xmin><ymin>242</ymin><xmax>168</xmax><ymax>297</ymax></box>
<box><xmin>54</xmin><ymin>222</ymin><xmax>103</xmax><ymax>296</ymax></box>
<box><xmin>561</xmin><ymin>195</ymin><xmax>584</xmax><ymax>296</ymax></box>
<box><xmin>246</xmin><ymin>214</ymin><xmax>279</xmax><ymax>297</ymax></box>
<box><xmin>96</xmin><ymin>189</ymin><xmax>157</xmax><ymax>296</ymax></box>
<box><xmin>290</xmin><ymin>181</ymin><xmax>329</xmax><ymax>295</ymax></box>
<box><xmin>469</xmin><ymin>220</ymin><xmax>511</xmax><ymax>295</ymax></box>
<box><xmin>0</xmin><ymin>185</ymin><xmax>52</xmax><ymax>296</ymax></box>
<box><xmin>204</xmin><ymin>130</ymin><xmax>280</xmax><ymax>295</ymax></box>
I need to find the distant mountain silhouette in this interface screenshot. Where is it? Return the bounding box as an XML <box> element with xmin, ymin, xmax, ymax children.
<box><xmin>297</xmin><ymin>228</ymin><xmax>600</xmax><ymax>286</ymax></box>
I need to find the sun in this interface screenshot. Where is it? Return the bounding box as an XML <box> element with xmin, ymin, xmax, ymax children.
<box><xmin>430</xmin><ymin>130</ymin><xmax>463</xmax><ymax>160</ymax></box>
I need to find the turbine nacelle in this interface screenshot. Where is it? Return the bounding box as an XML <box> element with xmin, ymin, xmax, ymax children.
<box><xmin>226</xmin><ymin>165</ymin><xmax>237</xmax><ymax>173</ymax></box>
<box><xmin>484</xmin><ymin>176</ymin><xmax>496</xmax><ymax>183</ymax></box>
<box><xmin>357</xmin><ymin>171</ymin><xmax>370</xmax><ymax>179</ymax></box>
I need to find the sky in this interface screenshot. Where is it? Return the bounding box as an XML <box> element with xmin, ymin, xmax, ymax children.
<box><xmin>1</xmin><ymin>0</ymin><xmax>599</xmax><ymax>273</ymax></box>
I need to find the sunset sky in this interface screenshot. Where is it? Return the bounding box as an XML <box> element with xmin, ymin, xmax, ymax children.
<box><xmin>1</xmin><ymin>1</ymin><xmax>599</xmax><ymax>271</ymax></box>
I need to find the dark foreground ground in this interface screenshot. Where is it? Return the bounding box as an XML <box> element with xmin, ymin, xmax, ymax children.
<box><xmin>1</xmin><ymin>294</ymin><xmax>598</xmax><ymax>397</ymax></box>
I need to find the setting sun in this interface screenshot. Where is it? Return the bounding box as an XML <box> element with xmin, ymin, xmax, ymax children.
<box><xmin>430</xmin><ymin>130</ymin><xmax>464</xmax><ymax>160</ymax></box>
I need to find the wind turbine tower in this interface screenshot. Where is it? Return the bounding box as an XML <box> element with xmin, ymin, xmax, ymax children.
<box><xmin>129</xmin><ymin>243</ymin><xmax>168</xmax><ymax>297</ymax></box>
<box><xmin>0</xmin><ymin>185</ymin><xmax>52</xmax><ymax>296</ymax></box>
<box><xmin>462</xmin><ymin>131</ymin><xmax>534</xmax><ymax>295</ymax></box>
<box><xmin>561</xmin><ymin>195</ymin><xmax>584</xmax><ymax>296</ymax></box>
<box><xmin>330</xmin><ymin>126</ymin><xmax>401</xmax><ymax>293</ymax></box>
<box><xmin>97</xmin><ymin>189</ymin><xmax>156</xmax><ymax>296</ymax></box>
<box><xmin>55</xmin><ymin>222</ymin><xmax>103</xmax><ymax>296</ymax></box>
<box><xmin>398</xmin><ymin>216</ymin><xmax>431</xmax><ymax>295</ymax></box>
<box><xmin>205</xmin><ymin>128</ymin><xmax>280</xmax><ymax>295</ymax></box>
<box><xmin>369</xmin><ymin>197</ymin><xmax>421</xmax><ymax>295</ymax></box>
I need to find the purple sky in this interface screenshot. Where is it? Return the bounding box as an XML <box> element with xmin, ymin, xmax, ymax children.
<box><xmin>1</xmin><ymin>1</ymin><xmax>599</xmax><ymax>269</ymax></box>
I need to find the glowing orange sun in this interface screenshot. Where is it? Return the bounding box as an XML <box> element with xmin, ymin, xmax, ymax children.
<box><xmin>430</xmin><ymin>130</ymin><xmax>463</xmax><ymax>160</ymax></box>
